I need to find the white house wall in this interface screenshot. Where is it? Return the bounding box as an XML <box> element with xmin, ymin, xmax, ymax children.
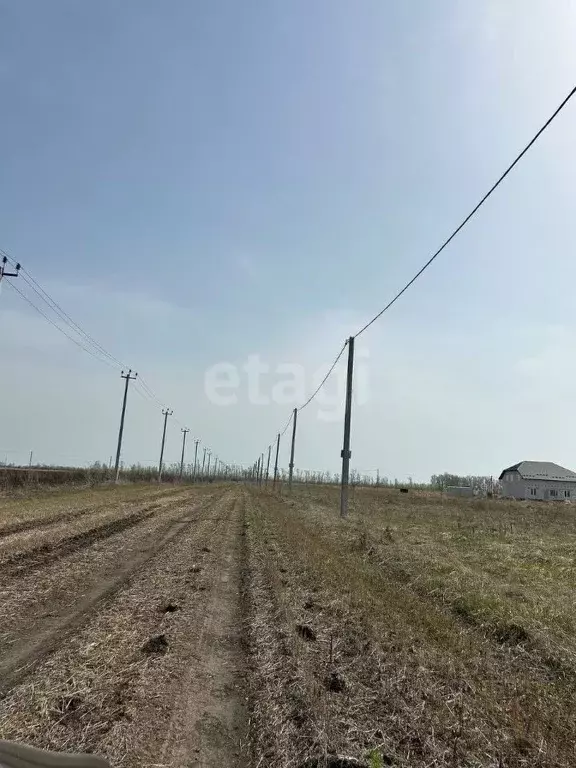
<box><xmin>501</xmin><ymin>478</ymin><xmax>576</xmax><ymax>500</ymax></box>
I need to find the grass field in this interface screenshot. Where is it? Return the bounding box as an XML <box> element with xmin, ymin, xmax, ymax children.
<box><xmin>243</xmin><ymin>485</ymin><xmax>576</xmax><ymax>767</ymax></box>
<box><xmin>0</xmin><ymin>465</ymin><xmax>184</xmax><ymax>491</ymax></box>
<box><xmin>1</xmin><ymin>482</ymin><xmax>574</xmax><ymax>767</ymax></box>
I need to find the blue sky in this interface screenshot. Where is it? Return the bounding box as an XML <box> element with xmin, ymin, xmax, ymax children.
<box><xmin>1</xmin><ymin>0</ymin><xmax>576</xmax><ymax>479</ymax></box>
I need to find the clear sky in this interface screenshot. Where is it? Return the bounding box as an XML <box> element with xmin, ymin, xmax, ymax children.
<box><xmin>1</xmin><ymin>0</ymin><xmax>576</xmax><ymax>480</ymax></box>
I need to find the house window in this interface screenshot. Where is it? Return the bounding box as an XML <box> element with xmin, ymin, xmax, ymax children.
<box><xmin>565</xmin><ymin>490</ymin><xmax>571</xmax><ymax>498</ymax></box>
<box><xmin>550</xmin><ymin>489</ymin><xmax>558</xmax><ymax>498</ymax></box>
<box><xmin>529</xmin><ymin>487</ymin><xmax>537</xmax><ymax>496</ymax></box>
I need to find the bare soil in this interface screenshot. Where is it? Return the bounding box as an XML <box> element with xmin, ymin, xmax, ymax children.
<box><xmin>0</xmin><ymin>484</ymin><xmax>248</xmax><ymax>767</ymax></box>
<box><xmin>4</xmin><ymin>481</ymin><xmax>568</xmax><ymax>768</ymax></box>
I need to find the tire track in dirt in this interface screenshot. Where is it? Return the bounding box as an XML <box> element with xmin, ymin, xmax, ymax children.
<box><xmin>0</xmin><ymin>491</ymin><xmax>191</xmax><ymax>556</ymax></box>
<box><xmin>0</xmin><ymin>505</ymin><xmax>99</xmax><ymax>539</ymax></box>
<box><xmin>0</xmin><ymin>487</ymin><xmax>247</xmax><ymax>768</ymax></box>
<box><xmin>0</xmin><ymin>489</ymin><xmax>221</xmax><ymax>695</ymax></box>
<box><xmin>0</xmin><ymin>510</ymin><xmax>154</xmax><ymax>577</ymax></box>
<box><xmin>0</xmin><ymin>518</ymin><xmax>192</xmax><ymax>694</ymax></box>
<box><xmin>154</xmin><ymin>490</ymin><xmax>248</xmax><ymax>768</ymax></box>
<box><xmin>0</xmin><ymin>487</ymin><xmax>186</xmax><ymax>540</ymax></box>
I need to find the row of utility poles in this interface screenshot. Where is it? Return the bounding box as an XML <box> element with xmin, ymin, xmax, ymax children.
<box><xmin>5</xmin><ymin>251</ymin><xmax>354</xmax><ymax>502</ymax></box>
<box><xmin>113</xmin><ymin>369</ymin><xmax>230</xmax><ymax>483</ymax></box>
<box><xmin>250</xmin><ymin>336</ymin><xmax>355</xmax><ymax>518</ymax></box>
<box><xmin>7</xmin><ymin>247</ymin><xmax>354</xmax><ymax>499</ymax></box>
<box><xmin>249</xmin><ymin>426</ymin><xmax>282</xmax><ymax>490</ymax></box>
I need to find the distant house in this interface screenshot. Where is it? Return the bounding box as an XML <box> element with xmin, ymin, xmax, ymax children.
<box><xmin>445</xmin><ymin>486</ymin><xmax>474</xmax><ymax>498</ymax></box>
<box><xmin>499</xmin><ymin>461</ymin><xmax>576</xmax><ymax>500</ymax></box>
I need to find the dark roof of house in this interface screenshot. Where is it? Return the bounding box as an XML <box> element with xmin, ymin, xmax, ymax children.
<box><xmin>499</xmin><ymin>461</ymin><xmax>576</xmax><ymax>482</ymax></box>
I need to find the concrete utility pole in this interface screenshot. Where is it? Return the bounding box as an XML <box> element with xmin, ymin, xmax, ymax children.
<box><xmin>158</xmin><ymin>408</ymin><xmax>173</xmax><ymax>481</ymax></box>
<box><xmin>115</xmin><ymin>370</ymin><xmax>137</xmax><ymax>482</ymax></box>
<box><xmin>259</xmin><ymin>453</ymin><xmax>265</xmax><ymax>486</ymax></box>
<box><xmin>207</xmin><ymin>451</ymin><xmax>212</xmax><ymax>477</ymax></box>
<box><xmin>193</xmin><ymin>439</ymin><xmax>199</xmax><ymax>480</ymax></box>
<box><xmin>256</xmin><ymin>456</ymin><xmax>261</xmax><ymax>485</ymax></box>
<box><xmin>273</xmin><ymin>433</ymin><xmax>280</xmax><ymax>489</ymax></box>
<box><xmin>179</xmin><ymin>428</ymin><xmax>189</xmax><ymax>480</ymax></box>
<box><xmin>340</xmin><ymin>336</ymin><xmax>355</xmax><ymax>518</ymax></box>
<box><xmin>288</xmin><ymin>408</ymin><xmax>297</xmax><ymax>491</ymax></box>
<box><xmin>265</xmin><ymin>444</ymin><xmax>272</xmax><ymax>486</ymax></box>
<box><xmin>28</xmin><ymin>450</ymin><xmax>33</xmax><ymax>467</ymax></box>
<box><xmin>201</xmin><ymin>447</ymin><xmax>207</xmax><ymax>479</ymax></box>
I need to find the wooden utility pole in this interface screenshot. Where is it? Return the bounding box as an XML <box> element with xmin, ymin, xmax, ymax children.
<box><xmin>288</xmin><ymin>408</ymin><xmax>297</xmax><ymax>491</ymax></box>
<box><xmin>179</xmin><ymin>428</ymin><xmax>189</xmax><ymax>480</ymax></box>
<box><xmin>115</xmin><ymin>370</ymin><xmax>137</xmax><ymax>482</ymax></box>
<box><xmin>340</xmin><ymin>337</ymin><xmax>355</xmax><ymax>518</ymax></box>
<box><xmin>273</xmin><ymin>433</ymin><xmax>280</xmax><ymax>489</ymax></box>
<box><xmin>158</xmin><ymin>408</ymin><xmax>172</xmax><ymax>481</ymax></box>
<box><xmin>265</xmin><ymin>444</ymin><xmax>272</xmax><ymax>486</ymax></box>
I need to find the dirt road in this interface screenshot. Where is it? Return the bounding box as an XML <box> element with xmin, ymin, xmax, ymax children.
<box><xmin>5</xmin><ymin>481</ymin><xmax>566</xmax><ymax>767</ymax></box>
<box><xmin>0</xmin><ymin>484</ymin><xmax>248</xmax><ymax>768</ymax></box>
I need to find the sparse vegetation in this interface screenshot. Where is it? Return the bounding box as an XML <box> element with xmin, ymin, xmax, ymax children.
<box><xmin>0</xmin><ymin>463</ymin><xmax>202</xmax><ymax>493</ymax></box>
<box><xmin>243</xmin><ymin>483</ymin><xmax>576</xmax><ymax>767</ymax></box>
<box><xmin>2</xmin><ymin>481</ymin><xmax>575</xmax><ymax>766</ymax></box>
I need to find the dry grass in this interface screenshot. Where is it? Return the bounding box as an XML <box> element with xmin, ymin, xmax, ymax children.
<box><xmin>296</xmin><ymin>485</ymin><xmax>576</xmax><ymax>665</ymax></box>
<box><xmin>243</xmin><ymin>485</ymin><xmax>576</xmax><ymax>767</ymax></box>
<box><xmin>0</xmin><ymin>484</ymin><xmax>185</xmax><ymax>534</ymax></box>
<box><xmin>0</xmin><ymin>467</ymin><xmax>112</xmax><ymax>492</ymax></box>
<box><xmin>0</xmin><ymin>489</ymin><xmax>226</xmax><ymax>767</ymax></box>
<box><xmin>0</xmin><ymin>465</ymin><xmax>196</xmax><ymax>495</ymax></box>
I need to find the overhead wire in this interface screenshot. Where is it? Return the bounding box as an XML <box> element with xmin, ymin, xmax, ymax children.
<box><xmin>354</xmin><ymin>84</ymin><xmax>576</xmax><ymax>338</ymax></box>
<box><xmin>6</xmin><ymin>86</ymin><xmax>576</xmax><ymax>476</ymax></box>
<box><xmin>254</xmin><ymin>86</ymin><xmax>576</xmax><ymax>472</ymax></box>
<box><xmin>132</xmin><ymin>381</ymin><xmax>157</xmax><ymax>405</ymax></box>
<box><xmin>280</xmin><ymin>412</ymin><xmax>293</xmax><ymax>437</ymax></box>
<box><xmin>297</xmin><ymin>340</ymin><xmax>348</xmax><ymax>412</ymax></box>
<box><xmin>137</xmin><ymin>377</ymin><xmax>169</xmax><ymax>409</ymax></box>
<box><xmin>1</xmin><ymin>249</ymin><xmax>127</xmax><ymax>370</ymax></box>
<box><xmin>2</xmin><ymin>257</ymin><xmax>229</xmax><ymax>465</ymax></box>
<box><xmin>5</xmin><ymin>281</ymin><xmax>119</xmax><ymax>370</ymax></box>
<box><xmin>258</xmin><ymin>340</ymin><xmax>349</xmax><ymax>472</ymax></box>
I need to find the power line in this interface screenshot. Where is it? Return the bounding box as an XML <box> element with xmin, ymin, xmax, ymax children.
<box><xmin>262</xmin><ymin>340</ymin><xmax>348</xmax><ymax>465</ymax></box>
<box><xmin>9</xmin><ymin>87</ymin><xmax>574</xmax><ymax>477</ymax></box>
<box><xmin>138</xmin><ymin>376</ymin><xmax>169</xmax><ymax>409</ymax></box>
<box><xmin>280</xmin><ymin>412</ymin><xmax>293</xmax><ymax>437</ymax></box>
<box><xmin>1</xmin><ymin>248</ymin><xmax>127</xmax><ymax>370</ymax></box>
<box><xmin>354</xmin><ymin>85</ymin><xmax>576</xmax><ymax>338</ymax></box>
<box><xmin>298</xmin><ymin>340</ymin><xmax>348</xmax><ymax>412</ymax></box>
<box><xmin>4</xmin><ymin>255</ymin><xmax>232</xmax><ymax>472</ymax></box>
<box><xmin>5</xmin><ymin>281</ymin><xmax>118</xmax><ymax>370</ymax></box>
<box><xmin>132</xmin><ymin>381</ymin><xmax>157</xmax><ymax>405</ymax></box>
